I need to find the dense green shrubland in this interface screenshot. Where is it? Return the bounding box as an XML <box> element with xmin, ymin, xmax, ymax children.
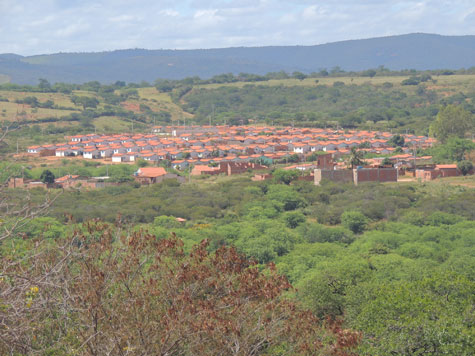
<box><xmin>3</xmin><ymin>172</ymin><xmax>475</xmax><ymax>355</ymax></box>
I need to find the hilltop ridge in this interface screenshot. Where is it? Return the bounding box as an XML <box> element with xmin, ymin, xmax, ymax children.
<box><xmin>1</xmin><ymin>33</ymin><xmax>475</xmax><ymax>84</ymax></box>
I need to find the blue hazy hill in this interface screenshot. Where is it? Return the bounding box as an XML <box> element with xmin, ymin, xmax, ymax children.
<box><xmin>1</xmin><ymin>33</ymin><xmax>474</xmax><ymax>84</ymax></box>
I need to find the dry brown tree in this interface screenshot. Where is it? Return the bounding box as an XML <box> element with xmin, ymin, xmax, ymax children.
<box><xmin>0</xmin><ymin>221</ymin><xmax>360</xmax><ymax>355</ymax></box>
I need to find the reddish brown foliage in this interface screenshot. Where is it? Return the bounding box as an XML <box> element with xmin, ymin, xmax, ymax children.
<box><xmin>0</xmin><ymin>222</ymin><xmax>360</xmax><ymax>355</ymax></box>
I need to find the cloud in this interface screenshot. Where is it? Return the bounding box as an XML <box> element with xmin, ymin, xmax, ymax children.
<box><xmin>0</xmin><ymin>0</ymin><xmax>473</xmax><ymax>55</ymax></box>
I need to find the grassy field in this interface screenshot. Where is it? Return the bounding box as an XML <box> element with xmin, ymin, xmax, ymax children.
<box><xmin>93</xmin><ymin>116</ymin><xmax>133</xmax><ymax>133</ymax></box>
<box><xmin>195</xmin><ymin>74</ymin><xmax>475</xmax><ymax>95</ymax></box>
<box><xmin>423</xmin><ymin>175</ymin><xmax>475</xmax><ymax>189</ymax></box>
<box><xmin>0</xmin><ymin>90</ymin><xmax>80</xmax><ymax>124</ymax></box>
<box><xmin>137</xmin><ymin>87</ymin><xmax>193</xmax><ymax>122</ymax></box>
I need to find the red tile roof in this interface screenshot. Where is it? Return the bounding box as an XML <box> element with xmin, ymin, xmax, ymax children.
<box><xmin>137</xmin><ymin>167</ymin><xmax>167</xmax><ymax>178</ymax></box>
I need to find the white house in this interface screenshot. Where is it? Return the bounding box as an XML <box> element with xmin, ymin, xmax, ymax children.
<box><xmin>83</xmin><ymin>149</ymin><xmax>100</xmax><ymax>159</ymax></box>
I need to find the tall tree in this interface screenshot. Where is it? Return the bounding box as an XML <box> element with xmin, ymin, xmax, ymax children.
<box><xmin>348</xmin><ymin>147</ymin><xmax>364</xmax><ymax>169</ymax></box>
<box><xmin>39</xmin><ymin>169</ymin><xmax>55</xmax><ymax>184</ymax></box>
<box><xmin>429</xmin><ymin>105</ymin><xmax>474</xmax><ymax>143</ymax></box>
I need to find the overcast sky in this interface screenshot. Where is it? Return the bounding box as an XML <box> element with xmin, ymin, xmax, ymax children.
<box><xmin>1</xmin><ymin>0</ymin><xmax>474</xmax><ymax>55</ymax></box>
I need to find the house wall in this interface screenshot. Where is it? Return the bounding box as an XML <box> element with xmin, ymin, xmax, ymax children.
<box><xmin>415</xmin><ymin>169</ymin><xmax>438</xmax><ymax>181</ymax></box>
<box><xmin>315</xmin><ymin>168</ymin><xmax>397</xmax><ymax>185</ymax></box>
<box><xmin>191</xmin><ymin>167</ymin><xmax>221</xmax><ymax>176</ymax></box>
<box><xmin>135</xmin><ymin>174</ymin><xmax>185</xmax><ymax>184</ymax></box>
<box><xmin>415</xmin><ymin>168</ymin><xmax>461</xmax><ymax>181</ymax></box>
<box><xmin>296</xmin><ymin>175</ymin><xmax>314</xmax><ymax>182</ymax></box>
<box><xmin>316</xmin><ymin>154</ymin><xmax>333</xmax><ymax>169</ymax></box>
<box><xmin>8</xmin><ymin>178</ymin><xmax>49</xmax><ymax>189</ymax></box>
<box><xmin>252</xmin><ymin>174</ymin><xmax>272</xmax><ymax>181</ymax></box>
<box><xmin>439</xmin><ymin>168</ymin><xmax>459</xmax><ymax>177</ymax></box>
<box><xmin>353</xmin><ymin>168</ymin><xmax>398</xmax><ymax>185</ymax></box>
<box><xmin>39</xmin><ymin>149</ymin><xmax>56</xmax><ymax>157</ymax></box>
<box><xmin>314</xmin><ymin>169</ymin><xmax>354</xmax><ymax>185</ymax></box>
<box><xmin>225</xmin><ymin>162</ymin><xmax>267</xmax><ymax>175</ymax></box>
<box><xmin>8</xmin><ymin>177</ymin><xmax>25</xmax><ymax>188</ymax></box>
<box><xmin>155</xmin><ymin>173</ymin><xmax>186</xmax><ymax>184</ymax></box>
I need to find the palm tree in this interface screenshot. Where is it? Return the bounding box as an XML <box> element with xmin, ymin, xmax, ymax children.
<box><xmin>349</xmin><ymin>147</ymin><xmax>364</xmax><ymax>169</ymax></box>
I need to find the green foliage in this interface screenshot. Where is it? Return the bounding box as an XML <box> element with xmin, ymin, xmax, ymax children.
<box><xmin>137</xmin><ymin>159</ymin><xmax>149</xmax><ymax>167</ymax></box>
<box><xmin>15</xmin><ymin>217</ymin><xmax>67</xmax><ymax>239</ymax></box>
<box><xmin>153</xmin><ymin>215</ymin><xmax>184</xmax><ymax>229</ymax></box>
<box><xmin>4</xmin><ymin>172</ymin><xmax>474</xmax><ymax>356</ymax></box>
<box><xmin>298</xmin><ymin>223</ymin><xmax>354</xmax><ymax>244</ymax></box>
<box><xmin>71</xmin><ymin>95</ymin><xmax>99</xmax><ymax>110</ymax></box>
<box><xmin>40</xmin><ymin>169</ymin><xmax>55</xmax><ymax>184</ymax></box>
<box><xmin>429</xmin><ymin>137</ymin><xmax>475</xmax><ymax>162</ymax></box>
<box><xmin>381</xmin><ymin>157</ymin><xmax>393</xmax><ymax>166</ymax></box>
<box><xmin>182</xmin><ymin>81</ymin><xmax>455</xmax><ymax>130</ymax></box>
<box><xmin>388</xmin><ymin>133</ymin><xmax>405</xmax><ymax>147</ymax></box>
<box><xmin>348</xmin><ymin>147</ymin><xmax>364</xmax><ymax>168</ymax></box>
<box><xmin>429</xmin><ymin>105</ymin><xmax>474</xmax><ymax>143</ymax></box>
<box><xmin>458</xmin><ymin>160</ymin><xmax>473</xmax><ymax>175</ymax></box>
<box><xmin>267</xmin><ymin>184</ymin><xmax>307</xmax><ymax>211</ymax></box>
<box><xmin>272</xmin><ymin>169</ymin><xmax>299</xmax><ymax>185</ymax></box>
<box><xmin>346</xmin><ymin>273</ymin><xmax>475</xmax><ymax>355</ymax></box>
<box><xmin>341</xmin><ymin>210</ymin><xmax>368</xmax><ymax>233</ymax></box>
<box><xmin>282</xmin><ymin>211</ymin><xmax>306</xmax><ymax>229</ymax></box>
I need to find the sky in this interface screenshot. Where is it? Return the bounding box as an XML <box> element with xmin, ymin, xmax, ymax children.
<box><xmin>1</xmin><ymin>0</ymin><xmax>474</xmax><ymax>55</ymax></box>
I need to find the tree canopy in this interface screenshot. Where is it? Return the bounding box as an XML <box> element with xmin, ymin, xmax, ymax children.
<box><xmin>429</xmin><ymin>104</ymin><xmax>474</xmax><ymax>143</ymax></box>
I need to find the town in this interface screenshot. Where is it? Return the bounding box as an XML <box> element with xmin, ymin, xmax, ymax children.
<box><xmin>15</xmin><ymin>124</ymin><xmax>470</xmax><ymax>190</ymax></box>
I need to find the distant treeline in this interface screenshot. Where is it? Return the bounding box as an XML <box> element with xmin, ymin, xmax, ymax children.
<box><xmin>1</xmin><ymin>67</ymin><xmax>475</xmax><ymax>94</ymax></box>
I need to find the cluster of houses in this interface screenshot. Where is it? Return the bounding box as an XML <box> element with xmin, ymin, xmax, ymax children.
<box><xmin>18</xmin><ymin>125</ymin><xmax>474</xmax><ymax>188</ymax></box>
<box><xmin>26</xmin><ymin>125</ymin><xmax>436</xmax><ymax>171</ymax></box>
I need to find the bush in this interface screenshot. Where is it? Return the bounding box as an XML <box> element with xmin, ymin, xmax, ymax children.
<box><xmin>282</xmin><ymin>211</ymin><xmax>306</xmax><ymax>229</ymax></box>
<box><xmin>341</xmin><ymin>210</ymin><xmax>368</xmax><ymax>234</ymax></box>
<box><xmin>457</xmin><ymin>160</ymin><xmax>473</xmax><ymax>176</ymax></box>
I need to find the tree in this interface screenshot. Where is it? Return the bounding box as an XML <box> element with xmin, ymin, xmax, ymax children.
<box><xmin>457</xmin><ymin>160</ymin><xmax>473</xmax><ymax>176</ymax></box>
<box><xmin>71</xmin><ymin>95</ymin><xmax>99</xmax><ymax>110</ymax></box>
<box><xmin>292</xmin><ymin>71</ymin><xmax>307</xmax><ymax>81</ymax></box>
<box><xmin>346</xmin><ymin>273</ymin><xmax>475</xmax><ymax>356</ymax></box>
<box><xmin>39</xmin><ymin>169</ymin><xmax>55</xmax><ymax>184</ymax></box>
<box><xmin>430</xmin><ymin>137</ymin><xmax>475</xmax><ymax>162</ymax></box>
<box><xmin>0</xmin><ymin>224</ymin><xmax>360</xmax><ymax>355</ymax></box>
<box><xmin>38</xmin><ymin>78</ymin><xmax>51</xmax><ymax>91</ymax></box>
<box><xmin>282</xmin><ymin>211</ymin><xmax>306</xmax><ymax>229</ymax></box>
<box><xmin>382</xmin><ymin>157</ymin><xmax>393</xmax><ymax>166</ymax></box>
<box><xmin>429</xmin><ymin>105</ymin><xmax>474</xmax><ymax>143</ymax></box>
<box><xmin>272</xmin><ymin>169</ymin><xmax>300</xmax><ymax>185</ymax></box>
<box><xmin>348</xmin><ymin>147</ymin><xmax>364</xmax><ymax>168</ymax></box>
<box><xmin>155</xmin><ymin>80</ymin><xmax>174</xmax><ymax>92</ymax></box>
<box><xmin>361</xmin><ymin>69</ymin><xmax>376</xmax><ymax>78</ymax></box>
<box><xmin>388</xmin><ymin>134</ymin><xmax>405</xmax><ymax>147</ymax></box>
<box><xmin>341</xmin><ymin>210</ymin><xmax>368</xmax><ymax>234</ymax></box>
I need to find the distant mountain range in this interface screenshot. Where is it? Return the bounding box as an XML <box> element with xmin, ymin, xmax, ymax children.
<box><xmin>1</xmin><ymin>33</ymin><xmax>474</xmax><ymax>85</ymax></box>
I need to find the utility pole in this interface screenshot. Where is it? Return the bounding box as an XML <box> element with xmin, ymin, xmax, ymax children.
<box><xmin>413</xmin><ymin>144</ymin><xmax>417</xmax><ymax>170</ymax></box>
<box><xmin>212</xmin><ymin>104</ymin><xmax>215</xmax><ymax>125</ymax></box>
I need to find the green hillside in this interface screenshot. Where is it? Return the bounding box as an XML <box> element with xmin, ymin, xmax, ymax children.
<box><xmin>180</xmin><ymin>74</ymin><xmax>475</xmax><ymax>133</ymax></box>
